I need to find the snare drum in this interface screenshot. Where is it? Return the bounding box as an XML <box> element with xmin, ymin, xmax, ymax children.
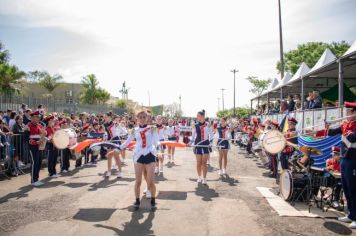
<box><xmin>261</xmin><ymin>130</ymin><xmax>286</xmax><ymax>154</ymax></box>
<box><xmin>280</xmin><ymin>170</ymin><xmax>310</xmax><ymax>201</ymax></box>
<box><xmin>53</xmin><ymin>129</ymin><xmax>78</xmax><ymax>149</ymax></box>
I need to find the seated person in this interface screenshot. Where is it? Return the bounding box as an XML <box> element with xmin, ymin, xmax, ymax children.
<box><xmin>326</xmin><ymin>146</ymin><xmax>342</xmax><ymax>209</ymax></box>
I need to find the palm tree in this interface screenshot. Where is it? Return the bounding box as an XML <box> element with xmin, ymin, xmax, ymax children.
<box><xmin>96</xmin><ymin>88</ymin><xmax>111</xmax><ymax>104</ymax></box>
<box><xmin>80</xmin><ymin>74</ymin><xmax>99</xmax><ymax>104</ymax></box>
<box><xmin>0</xmin><ymin>64</ymin><xmax>26</xmax><ymax>95</ymax></box>
<box><xmin>38</xmin><ymin>72</ymin><xmax>63</xmax><ymax>97</ymax></box>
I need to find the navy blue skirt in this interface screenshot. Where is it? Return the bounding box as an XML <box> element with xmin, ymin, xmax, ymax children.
<box><xmin>194</xmin><ymin>140</ymin><xmax>210</xmax><ymax>155</ymax></box>
<box><xmin>137</xmin><ymin>153</ymin><xmax>156</xmax><ymax>164</ymax></box>
<box><xmin>217</xmin><ymin>139</ymin><xmax>230</xmax><ymax>150</ymax></box>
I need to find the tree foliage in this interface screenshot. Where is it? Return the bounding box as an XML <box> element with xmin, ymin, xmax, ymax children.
<box><xmin>80</xmin><ymin>74</ymin><xmax>111</xmax><ymax>104</ymax></box>
<box><xmin>0</xmin><ymin>42</ymin><xmax>26</xmax><ymax>95</ymax></box>
<box><xmin>216</xmin><ymin>107</ymin><xmax>250</xmax><ymax>118</ymax></box>
<box><xmin>37</xmin><ymin>72</ymin><xmax>63</xmax><ymax>95</ymax></box>
<box><xmin>246</xmin><ymin>76</ymin><xmax>271</xmax><ymax>97</ymax></box>
<box><xmin>116</xmin><ymin>99</ymin><xmax>128</xmax><ymax>108</ymax></box>
<box><xmin>277</xmin><ymin>41</ymin><xmax>350</xmax><ymax>74</ymax></box>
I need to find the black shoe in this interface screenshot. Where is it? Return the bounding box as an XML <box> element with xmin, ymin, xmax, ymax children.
<box><xmin>151</xmin><ymin>202</ymin><xmax>157</xmax><ymax>211</ymax></box>
<box><xmin>133</xmin><ymin>201</ymin><xmax>140</xmax><ymax>210</ymax></box>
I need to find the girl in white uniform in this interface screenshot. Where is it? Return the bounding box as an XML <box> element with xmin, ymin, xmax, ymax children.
<box><xmin>106</xmin><ymin>116</ymin><xmax>122</xmax><ymax>178</ymax></box>
<box><xmin>118</xmin><ymin>120</ymin><xmax>128</xmax><ymax>163</ymax></box>
<box><xmin>166</xmin><ymin>119</ymin><xmax>179</xmax><ymax>164</ymax></box>
<box><xmin>155</xmin><ymin>115</ymin><xmax>167</xmax><ymax>173</ymax></box>
<box><xmin>190</xmin><ymin>110</ymin><xmax>214</xmax><ymax>185</ymax></box>
<box><xmin>217</xmin><ymin>117</ymin><xmax>231</xmax><ymax>175</ymax></box>
<box><xmin>120</xmin><ymin>110</ymin><xmax>159</xmax><ymax>210</ymax></box>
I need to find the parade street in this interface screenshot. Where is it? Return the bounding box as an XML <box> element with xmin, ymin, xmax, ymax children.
<box><xmin>0</xmin><ymin>146</ymin><xmax>354</xmax><ymax>236</ymax></box>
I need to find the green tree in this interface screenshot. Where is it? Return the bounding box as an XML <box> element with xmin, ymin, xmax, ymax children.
<box><xmin>0</xmin><ymin>42</ymin><xmax>10</xmax><ymax>64</ymax></box>
<box><xmin>26</xmin><ymin>70</ymin><xmax>49</xmax><ymax>83</ymax></box>
<box><xmin>80</xmin><ymin>74</ymin><xmax>99</xmax><ymax>104</ymax></box>
<box><xmin>0</xmin><ymin>64</ymin><xmax>26</xmax><ymax>95</ymax></box>
<box><xmin>277</xmin><ymin>41</ymin><xmax>350</xmax><ymax>74</ymax></box>
<box><xmin>246</xmin><ymin>76</ymin><xmax>271</xmax><ymax>97</ymax></box>
<box><xmin>38</xmin><ymin>72</ymin><xmax>63</xmax><ymax>96</ymax></box>
<box><xmin>96</xmin><ymin>88</ymin><xmax>111</xmax><ymax>104</ymax></box>
<box><xmin>216</xmin><ymin>107</ymin><xmax>250</xmax><ymax>118</ymax></box>
<box><xmin>116</xmin><ymin>99</ymin><xmax>128</xmax><ymax>108</ymax></box>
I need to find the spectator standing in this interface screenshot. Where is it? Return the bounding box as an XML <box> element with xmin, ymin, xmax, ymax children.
<box><xmin>287</xmin><ymin>95</ymin><xmax>295</xmax><ymax>112</ymax></box>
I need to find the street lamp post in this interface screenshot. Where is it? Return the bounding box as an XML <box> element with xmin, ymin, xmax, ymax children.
<box><xmin>221</xmin><ymin>88</ymin><xmax>225</xmax><ymax>111</ymax></box>
<box><xmin>231</xmin><ymin>69</ymin><xmax>238</xmax><ymax>117</ymax></box>
<box><xmin>278</xmin><ymin>0</ymin><xmax>285</xmax><ymax>79</ymax></box>
<box><xmin>217</xmin><ymin>97</ymin><xmax>220</xmax><ymax>111</ymax></box>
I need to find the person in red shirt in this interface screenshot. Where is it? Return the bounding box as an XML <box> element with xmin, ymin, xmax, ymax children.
<box><xmin>326</xmin><ymin>146</ymin><xmax>342</xmax><ymax>209</ymax></box>
<box><xmin>28</xmin><ymin>111</ymin><xmax>46</xmax><ymax>186</ymax></box>
<box><xmin>45</xmin><ymin>115</ymin><xmax>58</xmax><ymax>177</ymax></box>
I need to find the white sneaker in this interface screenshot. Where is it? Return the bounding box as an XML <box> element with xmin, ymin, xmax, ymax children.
<box><xmin>105</xmin><ymin>171</ymin><xmax>111</xmax><ymax>177</ymax></box>
<box><xmin>222</xmin><ymin>169</ymin><xmax>226</xmax><ymax>175</ymax></box>
<box><xmin>116</xmin><ymin>172</ymin><xmax>122</xmax><ymax>178</ymax></box>
<box><xmin>51</xmin><ymin>174</ymin><xmax>58</xmax><ymax>178</ymax></box>
<box><xmin>197</xmin><ymin>177</ymin><xmax>202</xmax><ymax>183</ymax></box>
<box><xmin>202</xmin><ymin>179</ymin><xmax>207</xmax><ymax>185</ymax></box>
<box><xmin>62</xmin><ymin>170</ymin><xmax>68</xmax><ymax>173</ymax></box>
<box><xmin>154</xmin><ymin>167</ymin><xmax>159</xmax><ymax>174</ymax></box>
<box><xmin>339</xmin><ymin>216</ymin><xmax>352</xmax><ymax>223</ymax></box>
<box><xmin>111</xmin><ymin>165</ymin><xmax>118</xmax><ymax>170</ymax></box>
<box><xmin>143</xmin><ymin>188</ymin><xmax>148</xmax><ymax>194</ymax></box>
<box><xmin>349</xmin><ymin>221</ymin><xmax>356</xmax><ymax>229</ymax></box>
<box><xmin>146</xmin><ymin>190</ymin><xmax>152</xmax><ymax>199</ymax></box>
<box><xmin>159</xmin><ymin>167</ymin><xmax>163</xmax><ymax>173</ymax></box>
<box><xmin>218</xmin><ymin>170</ymin><xmax>222</xmax><ymax>175</ymax></box>
<box><xmin>207</xmin><ymin>160</ymin><xmax>210</xmax><ymax>165</ymax></box>
<box><xmin>32</xmin><ymin>181</ymin><xmax>44</xmax><ymax>187</ymax></box>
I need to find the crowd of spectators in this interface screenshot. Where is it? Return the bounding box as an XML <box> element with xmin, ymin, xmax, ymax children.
<box><xmin>254</xmin><ymin>91</ymin><xmax>328</xmax><ymax>115</ymax></box>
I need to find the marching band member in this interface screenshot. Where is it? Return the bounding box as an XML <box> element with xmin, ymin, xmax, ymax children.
<box><xmin>166</xmin><ymin>118</ymin><xmax>179</xmax><ymax>164</ymax></box>
<box><xmin>28</xmin><ymin>111</ymin><xmax>46</xmax><ymax>186</ymax></box>
<box><xmin>105</xmin><ymin>116</ymin><xmax>123</xmax><ymax>178</ymax></box>
<box><xmin>280</xmin><ymin>118</ymin><xmax>298</xmax><ymax>171</ymax></box>
<box><xmin>118</xmin><ymin>119</ymin><xmax>129</xmax><ymax>164</ymax></box>
<box><xmin>58</xmin><ymin>120</ymin><xmax>71</xmax><ymax>173</ymax></box>
<box><xmin>45</xmin><ymin>115</ymin><xmax>58</xmax><ymax>177</ymax></box>
<box><xmin>268</xmin><ymin>121</ymin><xmax>279</xmax><ymax>178</ymax></box>
<box><xmin>326</xmin><ymin>102</ymin><xmax>356</xmax><ymax>229</ymax></box>
<box><xmin>325</xmin><ymin>146</ymin><xmax>342</xmax><ymax>209</ymax></box>
<box><xmin>155</xmin><ymin>115</ymin><xmax>167</xmax><ymax>173</ymax></box>
<box><xmin>217</xmin><ymin>117</ymin><xmax>230</xmax><ymax>176</ymax></box>
<box><xmin>120</xmin><ymin>110</ymin><xmax>159</xmax><ymax>210</ymax></box>
<box><xmin>190</xmin><ymin>109</ymin><xmax>213</xmax><ymax>185</ymax></box>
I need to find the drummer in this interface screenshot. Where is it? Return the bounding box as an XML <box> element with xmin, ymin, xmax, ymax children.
<box><xmin>280</xmin><ymin>118</ymin><xmax>298</xmax><ymax>171</ymax></box>
<box><xmin>325</xmin><ymin>146</ymin><xmax>342</xmax><ymax>209</ymax></box>
<box><xmin>326</xmin><ymin>101</ymin><xmax>356</xmax><ymax>229</ymax></box>
<box><xmin>268</xmin><ymin>121</ymin><xmax>279</xmax><ymax>178</ymax></box>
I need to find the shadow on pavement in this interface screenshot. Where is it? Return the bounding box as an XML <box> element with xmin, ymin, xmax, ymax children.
<box><xmin>0</xmin><ymin>185</ymin><xmax>33</xmax><ymax>204</ymax></box>
<box><xmin>220</xmin><ymin>175</ymin><xmax>239</xmax><ymax>186</ymax></box>
<box><xmin>73</xmin><ymin>208</ymin><xmax>116</xmax><ymax>222</ymax></box>
<box><xmin>155</xmin><ymin>174</ymin><xmax>168</xmax><ymax>183</ymax></box>
<box><xmin>156</xmin><ymin>191</ymin><xmax>187</xmax><ymax>200</ymax></box>
<box><xmin>63</xmin><ymin>182</ymin><xmax>91</xmax><ymax>188</ymax></box>
<box><xmin>94</xmin><ymin>210</ymin><xmax>155</xmax><ymax>236</ymax></box>
<box><xmin>195</xmin><ymin>185</ymin><xmax>219</xmax><ymax>201</ymax></box>
<box><xmin>88</xmin><ymin>178</ymin><xmax>127</xmax><ymax>191</ymax></box>
<box><xmin>323</xmin><ymin>221</ymin><xmax>353</xmax><ymax>235</ymax></box>
<box><xmin>119</xmin><ymin>177</ymin><xmax>136</xmax><ymax>182</ymax></box>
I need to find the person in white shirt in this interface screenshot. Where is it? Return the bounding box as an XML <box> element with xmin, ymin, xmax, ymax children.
<box><xmin>106</xmin><ymin>116</ymin><xmax>122</xmax><ymax>178</ymax></box>
<box><xmin>216</xmin><ymin>117</ymin><xmax>231</xmax><ymax>176</ymax></box>
<box><xmin>155</xmin><ymin>115</ymin><xmax>167</xmax><ymax>173</ymax></box>
<box><xmin>118</xmin><ymin>119</ymin><xmax>129</xmax><ymax>163</ymax></box>
<box><xmin>166</xmin><ymin>118</ymin><xmax>179</xmax><ymax>164</ymax></box>
<box><xmin>120</xmin><ymin>110</ymin><xmax>159</xmax><ymax>210</ymax></box>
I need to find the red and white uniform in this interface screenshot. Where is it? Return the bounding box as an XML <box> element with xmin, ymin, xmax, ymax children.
<box><xmin>28</xmin><ymin>122</ymin><xmax>44</xmax><ymax>146</ymax></box>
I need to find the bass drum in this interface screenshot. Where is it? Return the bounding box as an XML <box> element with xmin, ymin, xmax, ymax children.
<box><xmin>280</xmin><ymin>170</ymin><xmax>310</xmax><ymax>201</ymax></box>
<box><xmin>261</xmin><ymin>130</ymin><xmax>286</xmax><ymax>154</ymax></box>
<box><xmin>53</xmin><ymin>129</ymin><xmax>77</xmax><ymax>149</ymax></box>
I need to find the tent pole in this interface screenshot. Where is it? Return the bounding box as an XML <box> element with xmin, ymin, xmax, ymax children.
<box><xmin>250</xmin><ymin>99</ymin><xmax>253</xmax><ymax>116</ymax></box>
<box><xmin>301</xmin><ymin>77</ymin><xmax>304</xmax><ymax>110</ymax></box>
<box><xmin>267</xmin><ymin>93</ymin><xmax>270</xmax><ymax>114</ymax></box>
<box><xmin>280</xmin><ymin>87</ymin><xmax>283</xmax><ymax>99</ymax></box>
<box><xmin>338</xmin><ymin>59</ymin><xmax>344</xmax><ymax>113</ymax></box>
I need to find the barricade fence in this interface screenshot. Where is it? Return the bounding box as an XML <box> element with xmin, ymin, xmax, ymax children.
<box><xmin>252</xmin><ymin>106</ymin><xmax>345</xmax><ymax>131</ymax></box>
<box><xmin>0</xmin><ymin>95</ymin><xmax>127</xmax><ymax>115</ymax></box>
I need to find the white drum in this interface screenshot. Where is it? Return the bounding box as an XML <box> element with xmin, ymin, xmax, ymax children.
<box><xmin>260</xmin><ymin>130</ymin><xmax>286</xmax><ymax>154</ymax></box>
<box><xmin>280</xmin><ymin>170</ymin><xmax>293</xmax><ymax>201</ymax></box>
<box><xmin>53</xmin><ymin>129</ymin><xmax>77</xmax><ymax>149</ymax></box>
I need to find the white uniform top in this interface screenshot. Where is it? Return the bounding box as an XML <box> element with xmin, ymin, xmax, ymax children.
<box><xmin>120</xmin><ymin>125</ymin><xmax>159</xmax><ymax>162</ymax></box>
<box><xmin>118</xmin><ymin>125</ymin><xmax>128</xmax><ymax>137</ymax></box>
<box><xmin>166</xmin><ymin>125</ymin><xmax>179</xmax><ymax>138</ymax></box>
<box><xmin>156</xmin><ymin>124</ymin><xmax>167</xmax><ymax>141</ymax></box>
<box><xmin>191</xmin><ymin>122</ymin><xmax>215</xmax><ymax>144</ymax></box>
<box><xmin>110</xmin><ymin>124</ymin><xmax>129</xmax><ymax>139</ymax></box>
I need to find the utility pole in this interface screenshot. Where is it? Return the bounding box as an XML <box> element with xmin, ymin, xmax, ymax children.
<box><xmin>148</xmin><ymin>91</ymin><xmax>151</xmax><ymax>107</ymax></box>
<box><xmin>231</xmin><ymin>69</ymin><xmax>238</xmax><ymax>117</ymax></box>
<box><xmin>278</xmin><ymin>0</ymin><xmax>285</xmax><ymax>79</ymax></box>
<box><xmin>221</xmin><ymin>88</ymin><xmax>225</xmax><ymax>111</ymax></box>
<box><xmin>217</xmin><ymin>97</ymin><xmax>220</xmax><ymax>112</ymax></box>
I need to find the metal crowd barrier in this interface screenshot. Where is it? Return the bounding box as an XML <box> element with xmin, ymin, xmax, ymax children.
<box><xmin>252</xmin><ymin>106</ymin><xmax>345</xmax><ymax>131</ymax></box>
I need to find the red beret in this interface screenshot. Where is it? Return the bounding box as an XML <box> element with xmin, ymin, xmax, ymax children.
<box><xmin>259</xmin><ymin>123</ymin><xmax>266</xmax><ymax>127</ymax></box>
<box><xmin>288</xmin><ymin>117</ymin><xmax>298</xmax><ymax>124</ymax></box>
<box><xmin>332</xmin><ymin>146</ymin><xmax>340</xmax><ymax>153</ymax></box>
<box><xmin>271</xmin><ymin>121</ymin><xmax>279</xmax><ymax>127</ymax></box>
<box><xmin>58</xmin><ymin>120</ymin><xmax>67</xmax><ymax>126</ymax></box>
<box><xmin>30</xmin><ymin>111</ymin><xmax>40</xmax><ymax>116</ymax></box>
<box><xmin>93</xmin><ymin>122</ymin><xmax>99</xmax><ymax>126</ymax></box>
<box><xmin>253</xmin><ymin>117</ymin><xmax>260</xmax><ymax>124</ymax></box>
<box><xmin>82</xmin><ymin>123</ymin><xmax>90</xmax><ymax>130</ymax></box>
<box><xmin>345</xmin><ymin>101</ymin><xmax>356</xmax><ymax>109</ymax></box>
<box><xmin>44</xmin><ymin>115</ymin><xmax>55</xmax><ymax>121</ymax></box>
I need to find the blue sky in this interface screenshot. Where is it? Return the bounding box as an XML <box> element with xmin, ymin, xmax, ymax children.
<box><xmin>0</xmin><ymin>0</ymin><xmax>355</xmax><ymax>116</ymax></box>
